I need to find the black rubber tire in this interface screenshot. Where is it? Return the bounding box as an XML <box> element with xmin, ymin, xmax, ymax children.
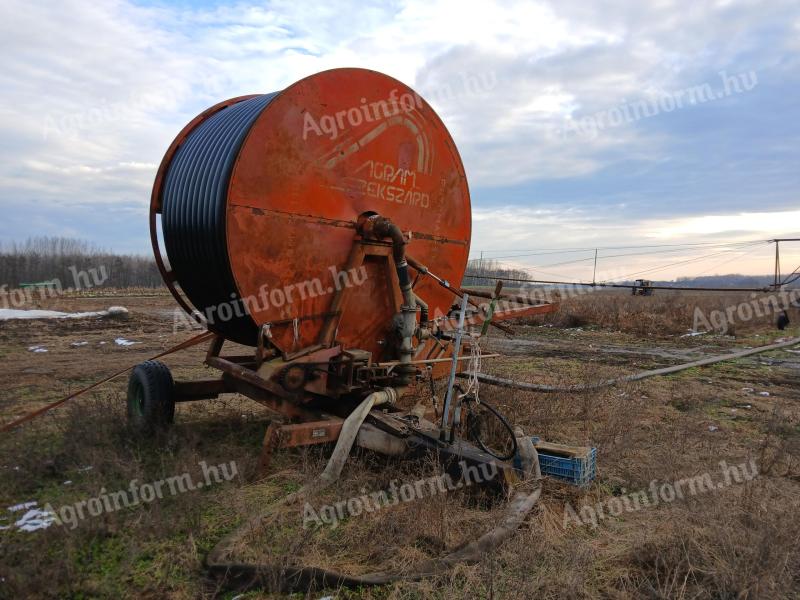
<box><xmin>127</xmin><ymin>360</ymin><xmax>175</xmax><ymax>431</ymax></box>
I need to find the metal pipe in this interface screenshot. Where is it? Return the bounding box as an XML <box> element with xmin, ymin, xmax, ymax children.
<box><xmin>407</xmin><ymin>255</ymin><xmax>514</xmax><ymax>334</ymax></box>
<box><xmin>358</xmin><ymin>214</ymin><xmax>417</xmax><ymax>385</ymax></box>
<box><xmin>463</xmin><ymin>274</ymin><xmax>790</xmax><ymax>293</ymax></box>
<box><xmin>480</xmin><ymin>280</ymin><xmax>503</xmax><ymax>336</ymax></box>
<box><xmin>413</xmin><ymin>292</ymin><xmax>429</xmax><ymax>325</ymax></box>
<box><xmin>377</xmin><ymin>353</ymin><xmax>500</xmax><ymax>367</ymax></box>
<box><xmin>463</xmin><ymin>336</ymin><xmax>800</xmax><ymax>392</ymax></box>
<box><xmin>440</xmin><ymin>293</ymin><xmax>469</xmax><ymax>440</ymax></box>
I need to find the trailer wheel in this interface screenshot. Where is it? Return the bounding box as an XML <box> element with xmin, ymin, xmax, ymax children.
<box><xmin>127</xmin><ymin>360</ymin><xmax>175</xmax><ymax>431</ymax></box>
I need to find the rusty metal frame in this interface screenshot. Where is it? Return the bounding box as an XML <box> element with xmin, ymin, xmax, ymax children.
<box><xmin>317</xmin><ymin>237</ymin><xmax>404</xmax><ymax>348</ymax></box>
<box><xmin>165</xmin><ymin>232</ymin><xmax>417</xmax><ymax>472</ymax></box>
<box><xmin>163</xmin><ymin>237</ymin><xmax>537</xmax><ymax>482</ymax></box>
<box><xmin>171</xmin><ymin>331</ymin><xmax>518</xmax><ymax>485</ymax></box>
<box><xmin>257</xmin><ymin>417</ymin><xmax>345</xmax><ymax>473</ymax></box>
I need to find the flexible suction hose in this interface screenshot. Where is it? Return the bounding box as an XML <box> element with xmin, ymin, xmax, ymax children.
<box><xmin>205</xmin><ymin>388</ymin><xmax>541</xmax><ymax>594</ymax></box>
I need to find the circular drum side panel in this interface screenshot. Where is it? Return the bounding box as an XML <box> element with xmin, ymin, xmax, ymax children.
<box><xmin>227</xmin><ymin>68</ymin><xmax>471</xmax><ymax>357</ymax></box>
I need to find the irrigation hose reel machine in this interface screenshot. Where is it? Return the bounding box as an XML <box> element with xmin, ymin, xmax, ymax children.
<box><xmin>135</xmin><ymin>67</ymin><xmax>556</xmax><ymax>487</ymax></box>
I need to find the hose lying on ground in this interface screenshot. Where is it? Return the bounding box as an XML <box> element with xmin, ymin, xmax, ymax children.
<box><xmin>207</xmin><ymin>486</ymin><xmax>541</xmax><ymax>593</ymax></box>
<box><xmin>461</xmin><ymin>336</ymin><xmax>800</xmax><ymax>393</ymax></box>
<box><xmin>206</xmin><ymin>389</ymin><xmax>542</xmax><ymax>594</ymax></box>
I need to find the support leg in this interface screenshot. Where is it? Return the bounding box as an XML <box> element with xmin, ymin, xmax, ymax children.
<box><xmin>257</xmin><ymin>421</ymin><xmax>283</xmax><ymax>477</ymax></box>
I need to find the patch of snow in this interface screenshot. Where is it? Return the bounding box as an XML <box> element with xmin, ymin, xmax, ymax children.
<box><xmin>708</xmin><ymin>425</ymin><xmax>719</xmax><ymax>432</ymax></box>
<box><xmin>681</xmin><ymin>330</ymin><xmax>707</xmax><ymax>337</ymax></box>
<box><xmin>2</xmin><ymin>309</ymin><xmax>100</xmax><ymax>320</ymax></box>
<box><xmin>2</xmin><ymin>501</ymin><xmax>57</xmax><ymax>532</ymax></box>
<box><xmin>14</xmin><ymin>508</ymin><xmax>55</xmax><ymax>532</ymax></box>
<box><xmin>78</xmin><ymin>465</ymin><xmax>93</xmax><ymax>472</ymax></box>
<box><xmin>8</xmin><ymin>501</ymin><xmax>37</xmax><ymax>512</ymax></box>
<box><xmin>70</xmin><ymin>341</ymin><xmax>88</xmax><ymax>347</ymax></box>
<box><xmin>0</xmin><ymin>307</ymin><xmax>128</xmax><ymax>321</ymax></box>
<box><xmin>759</xmin><ymin>391</ymin><xmax>770</xmax><ymax>397</ymax></box>
<box><xmin>62</xmin><ymin>480</ymin><xmax>72</xmax><ymax>485</ymax></box>
<box><xmin>114</xmin><ymin>338</ymin><xmax>138</xmax><ymax>346</ymax></box>
<box><xmin>741</xmin><ymin>387</ymin><xmax>754</xmax><ymax>393</ymax></box>
<box><xmin>27</xmin><ymin>346</ymin><xmax>47</xmax><ymax>353</ymax></box>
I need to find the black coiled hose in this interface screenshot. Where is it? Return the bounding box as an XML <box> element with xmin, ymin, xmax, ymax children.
<box><xmin>161</xmin><ymin>93</ymin><xmax>276</xmax><ymax>345</ymax></box>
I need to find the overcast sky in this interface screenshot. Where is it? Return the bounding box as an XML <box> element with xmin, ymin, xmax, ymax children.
<box><xmin>1</xmin><ymin>0</ymin><xmax>798</xmax><ymax>280</ymax></box>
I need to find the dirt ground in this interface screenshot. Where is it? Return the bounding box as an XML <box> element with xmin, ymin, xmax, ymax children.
<box><xmin>0</xmin><ymin>293</ymin><xmax>798</xmax><ymax>599</ymax></box>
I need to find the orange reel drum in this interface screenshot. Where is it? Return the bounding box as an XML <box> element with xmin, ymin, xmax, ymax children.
<box><xmin>152</xmin><ymin>68</ymin><xmax>471</xmax><ymax>361</ymax></box>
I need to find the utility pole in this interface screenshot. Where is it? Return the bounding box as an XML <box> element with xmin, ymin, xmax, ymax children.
<box><xmin>592</xmin><ymin>248</ymin><xmax>598</xmax><ymax>285</ymax></box>
<box><xmin>772</xmin><ymin>238</ymin><xmax>800</xmax><ymax>289</ymax></box>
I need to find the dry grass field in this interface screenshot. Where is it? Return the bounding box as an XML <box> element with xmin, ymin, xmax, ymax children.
<box><xmin>0</xmin><ymin>290</ymin><xmax>799</xmax><ymax>599</ymax></box>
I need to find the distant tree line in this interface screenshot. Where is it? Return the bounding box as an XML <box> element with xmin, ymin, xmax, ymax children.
<box><xmin>672</xmin><ymin>274</ymin><xmax>774</xmax><ymax>288</ymax></box>
<box><xmin>0</xmin><ymin>237</ymin><xmax>163</xmax><ymax>289</ymax></box>
<box><xmin>463</xmin><ymin>259</ymin><xmax>530</xmax><ymax>288</ymax></box>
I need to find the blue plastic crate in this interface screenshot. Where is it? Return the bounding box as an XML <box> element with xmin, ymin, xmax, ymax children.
<box><xmin>527</xmin><ymin>437</ymin><xmax>597</xmax><ymax>487</ymax></box>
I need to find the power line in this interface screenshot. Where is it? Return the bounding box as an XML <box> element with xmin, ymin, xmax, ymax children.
<box><xmin>598</xmin><ymin>241</ymin><xmax>770</xmax><ymax>283</ymax></box>
<box><xmin>461</xmin><ymin>274</ymin><xmax>788</xmax><ymax>293</ymax></box>
<box><xmin>690</xmin><ymin>243</ymin><xmax>770</xmax><ymax>278</ymax></box>
<box><xmin>464</xmin><ymin>237</ymin><xmax>800</xmax><ymax>293</ymax></box>
<box><xmin>471</xmin><ymin>241</ymin><xmax>767</xmax><ymax>281</ymax></box>
<box><xmin>473</xmin><ymin>238</ymin><xmax>773</xmax><ymax>260</ymax></box>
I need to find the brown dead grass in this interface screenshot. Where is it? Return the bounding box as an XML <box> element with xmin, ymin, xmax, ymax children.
<box><xmin>0</xmin><ymin>292</ymin><xmax>799</xmax><ymax>598</ymax></box>
<box><xmin>530</xmin><ymin>289</ymin><xmax>794</xmax><ymax>337</ymax></box>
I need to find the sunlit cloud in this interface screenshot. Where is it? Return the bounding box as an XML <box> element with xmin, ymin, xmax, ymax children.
<box><xmin>0</xmin><ymin>0</ymin><xmax>798</xmax><ymax>267</ymax></box>
<box><xmin>646</xmin><ymin>210</ymin><xmax>800</xmax><ymax>239</ymax></box>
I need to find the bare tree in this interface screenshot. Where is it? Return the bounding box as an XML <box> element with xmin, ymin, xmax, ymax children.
<box><xmin>464</xmin><ymin>258</ymin><xmax>530</xmax><ymax>288</ymax></box>
<box><xmin>0</xmin><ymin>237</ymin><xmax>163</xmax><ymax>289</ymax></box>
